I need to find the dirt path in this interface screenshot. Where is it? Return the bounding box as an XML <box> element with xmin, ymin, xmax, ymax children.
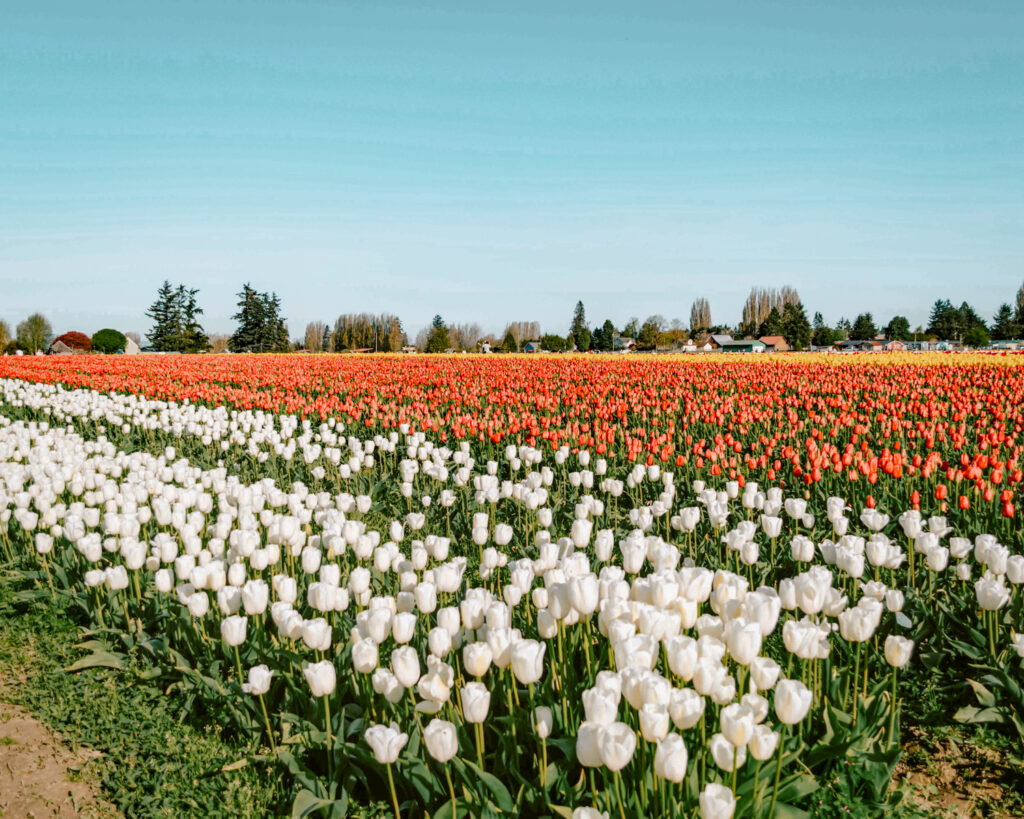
<box><xmin>0</xmin><ymin>698</ymin><xmax>117</xmax><ymax>819</ymax></box>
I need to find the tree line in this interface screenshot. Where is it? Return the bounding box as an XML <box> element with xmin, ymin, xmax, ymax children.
<box><xmin>5</xmin><ymin>280</ymin><xmax>1022</xmax><ymax>356</ymax></box>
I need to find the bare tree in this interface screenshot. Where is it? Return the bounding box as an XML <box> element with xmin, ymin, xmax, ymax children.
<box><xmin>689</xmin><ymin>299</ymin><xmax>712</xmax><ymax>335</ymax></box>
<box><xmin>413</xmin><ymin>326</ymin><xmax>430</xmax><ymax>351</ymax></box>
<box><xmin>449</xmin><ymin>322</ymin><xmax>483</xmax><ymax>351</ymax></box>
<box><xmin>503</xmin><ymin>321</ymin><xmax>541</xmax><ymax>348</ymax></box>
<box><xmin>16</xmin><ymin>313</ymin><xmax>53</xmax><ymax>353</ymax></box>
<box><xmin>304</xmin><ymin>321</ymin><xmax>327</xmax><ymax>352</ymax></box>
<box><xmin>208</xmin><ymin>334</ymin><xmax>230</xmax><ymax>353</ymax></box>
<box><xmin>740</xmin><ymin>286</ymin><xmax>801</xmax><ymax>335</ymax></box>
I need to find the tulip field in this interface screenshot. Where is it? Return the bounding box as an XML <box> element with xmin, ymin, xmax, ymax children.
<box><xmin>0</xmin><ymin>352</ymin><xmax>1022</xmax><ymax>819</ymax></box>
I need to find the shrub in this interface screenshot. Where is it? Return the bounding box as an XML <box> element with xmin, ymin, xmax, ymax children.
<box><xmin>92</xmin><ymin>328</ymin><xmax>127</xmax><ymax>354</ymax></box>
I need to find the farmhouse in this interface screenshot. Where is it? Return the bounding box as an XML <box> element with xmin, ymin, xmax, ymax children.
<box><xmin>522</xmin><ymin>340</ymin><xmax>542</xmax><ymax>353</ymax></box>
<box><xmin>759</xmin><ymin>335</ymin><xmax>789</xmax><ymax>352</ymax></box>
<box><xmin>612</xmin><ymin>336</ymin><xmax>636</xmax><ymax>352</ymax></box>
<box><xmin>721</xmin><ymin>339</ymin><xmax>766</xmax><ymax>353</ymax></box>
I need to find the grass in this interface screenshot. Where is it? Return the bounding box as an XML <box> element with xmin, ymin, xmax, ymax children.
<box><xmin>0</xmin><ymin>571</ymin><xmax>288</xmax><ymax>819</ymax></box>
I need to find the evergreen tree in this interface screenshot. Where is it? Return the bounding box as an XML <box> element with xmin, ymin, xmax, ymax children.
<box><xmin>811</xmin><ymin>312</ymin><xmax>834</xmax><ymax>347</ymax></box>
<box><xmin>177</xmin><ymin>285</ymin><xmax>209</xmax><ymax>352</ymax></box>
<box><xmin>540</xmin><ymin>334</ymin><xmax>568</xmax><ymax>352</ymax></box>
<box><xmin>145</xmin><ymin>280</ymin><xmax>179</xmax><ymax>351</ymax></box>
<box><xmin>568</xmin><ymin>301</ymin><xmax>588</xmax><ymax>350</ymax></box>
<box><xmin>757</xmin><ymin>307</ymin><xmax>783</xmax><ymax>338</ymax></box>
<box><xmin>926</xmin><ymin>299</ymin><xmax>955</xmax><ymax>339</ymax></box>
<box><xmin>229</xmin><ymin>284</ymin><xmax>288</xmax><ymax>352</ymax></box>
<box><xmin>636</xmin><ymin>319</ymin><xmax>659</xmax><ymax>351</ymax></box>
<box><xmin>884</xmin><ymin>315</ymin><xmax>911</xmax><ymax>341</ymax></box>
<box><xmin>426</xmin><ymin>315</ymin><xmax>451</xmax><ymax>353</ymax></box>
<box><xmin>501</xmin><ymin>329</ymin><xmax>518</xmax><ymax>353</ymax></box>
<box><xmin>963</xmin><ymin>325</ymin><xmax>990</xmax><ymax>348</ymax></box>
<box><xmin>781</xmin><ymin>302</ymin><xmax>812</xmax><ymax>350</ymax></box>
<box><xmin>145</xmin><ymin>281</ymin><xmax>208</xmax><ymax>352</ymax></box>
<box><xmin>991</xmin><ymin>304</ymin><xmax>1021</xmax><ymax>340</ymax></box>
<box><xmin>850</xmin><ymin>313</ymin><xmax>877</xmax><ymax>340</ymax></box>
<box><xmin>591</xmin><ymin>319</ymin><xmax>616</xmax><ymax>352</ymax></box>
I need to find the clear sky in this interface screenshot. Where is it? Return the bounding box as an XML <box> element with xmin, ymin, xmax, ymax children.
<box><xmin>2</xmin><ymin>0</ymin><xmax>1022</xmax><ymax>340</ymax></box>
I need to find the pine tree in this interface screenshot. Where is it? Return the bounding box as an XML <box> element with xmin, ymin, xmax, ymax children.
<box><xmin>568</xmin><ymin>301</ymin><xmax>588</xmax><ymax>349</ymax></box>
<box><xmin>991</xmin><ymin>304</ymin><xmax>1021</xmax><ymax>340</ymax></box>
<box><xmin>850</xmin><ymin>313</ymin><xmax>877</xmax><ymax>340</ymax></box>
<box><xmin>145</xmin><ymin>280</ymin><xmax>179</xmax><ymax>351</ymax></box>
<box><xmin>811</xmin><ymin>312</ymin><xmax>835</xmax><ymax>348</ymax></box>
<box><xmin>426</xmin><ymin>315</ymin><xmax>451</xmax><ymax>353</ymax></box>
<box><xmin>884</xmin><ymin>316</ymin><xmax>911</xmax><ymax>341</ymax></box>
<box><xmin>502</xmin><ymin>330</ymin><xmax>518</xmax><ymax>353</ymax></box>
<box><xmin>757</xmin><ymin>307</ymin><xmax>783</xmax><ymax>338</ymax></box>
<box><xmin>229</xmin><ymin>284</ymin><xmax>288</xmax><ymax>352</ymax></box>
<box><xmin>177</xmin><ymin>286</ymin><xmax>209</xmax><ymax>352</ymax></box>
<box><xmin>781</xmin><ymin>302</ymin><xmax>812</xmax><ymax>350</ymax></box>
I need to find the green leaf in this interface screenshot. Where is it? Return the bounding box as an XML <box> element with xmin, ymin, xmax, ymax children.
<box><xmin>549</xmin><ymin>807</ymin><xmax>574</xmax><ymax>819</ymax></box>
<box><xmin>460</xmin><ymin>759</ymin><xmax>515</xmax><ymax>812</ymax></box>
<box><xmin>954</xmin><ymin>705</ymin><xmax>1006</xmax><ymax>725</ymax></box>
<box><xmin>291</xmin><ymin>788</ymin><xmax>336</xmax><ymax>818</ymax></box>
<box><xmin>967</xmin><ymin>678</ymin><xmax>997</xmax><ymax>707</ymax></box>
<box><xmin>65</xmin><ymin>650</ymin><xmax>124</xmax><ymax>672</ymax></box>
<box><xmin>434</xmin><ymin>798</ymin><xmax>474</xmax><ymax>819</ymax></box>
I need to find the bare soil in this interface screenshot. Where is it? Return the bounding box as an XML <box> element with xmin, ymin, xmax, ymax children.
<box><xmin>0</xmin><ymin>695</ymin><xmax>117</xmax><ymax>819</ymax></box>
<box><xmin>894</xmin><ymin>726</ymin><xmax>1023</xmax><ymax>818</ymax></box>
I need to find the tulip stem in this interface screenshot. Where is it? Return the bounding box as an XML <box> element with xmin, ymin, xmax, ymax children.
<box><xmin>323</xmin><ymin>695</ymin><xmax>333</xmax><ymax>780</ymax></box>
<box><xmin>887</xmin><ymin>667</ymin><xmax>899</xmax><ymax>749</ymax></box>
<box><xmin>258</xmin><ymin>692</ymin><xmax>277</xmax><ymax>754</ymax></box>
<box><xmin>768</xmin><ymin>723</ymin><xmax>788</xmax><ymax>819</ymax></box>
<box><xmin>233</xmin><ymin>645</ymin><xmax>244</xmax><ymax>689</ymax></box>
<box><xmin>386</xmin><ymin>762</ymin><xmax>401</xmax><ymax>819</ymax></box>
<box><xmin>444</xmin><ymin>766</ymin><xmax>457</xmax><ymax>819</ymax></box>
<box><xmin>731</xmin><ymin>745</ymin><xmax>738</xmax><ymax>795</ymax></box>
<box><xmin>613</xmin><ymin>770</ymin><xmax>627</xmax><ymax>819</ymax></box>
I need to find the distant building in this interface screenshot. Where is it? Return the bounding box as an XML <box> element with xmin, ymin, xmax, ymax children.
<box><xmin>613</xmin><ymin>335</ymin><xmax>636</xmax><ymax>352</ymax></box>
<box><xmin>48</xmin><ymin>340</ymin><xmax>76</xmax><ymax>356</ymax></box>
<box><xmin>759</xmin><ymin>335</ymin><xmax>789</xmax><ymax>352</ymax></box>
<box><xmin>882</xmin><ymin>340</ymin><xmax>908</xmax><ymax>352</ymax></box>
<box><xmin>522</xmin><ymin>340</ymin><xmax>542</xmax><ymax>353</ymax></box>
<box><xmin>402</xmin><ymin>346</ymin><xmax>417</xmax><ymax>354</ymax></box>
<box><xmin>835</xmin><ymin>340</ymin><xmax>883</xmax><ymax>352</ymax></box>
<box><xmin>721</xmin><ymin>339</ymin><xmax>766</xmax><ymax>353</ymax></box>
<box><xmin>708</xmin><ymin>334</ymin><xmax>733</xmax><ymax>350</ymax></box>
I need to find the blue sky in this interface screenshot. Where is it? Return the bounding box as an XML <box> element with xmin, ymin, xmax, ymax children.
<box><xmin>1</xmin><ymin>0</ymin><xmax>1022</xmax><ymax>340</ymax></box>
